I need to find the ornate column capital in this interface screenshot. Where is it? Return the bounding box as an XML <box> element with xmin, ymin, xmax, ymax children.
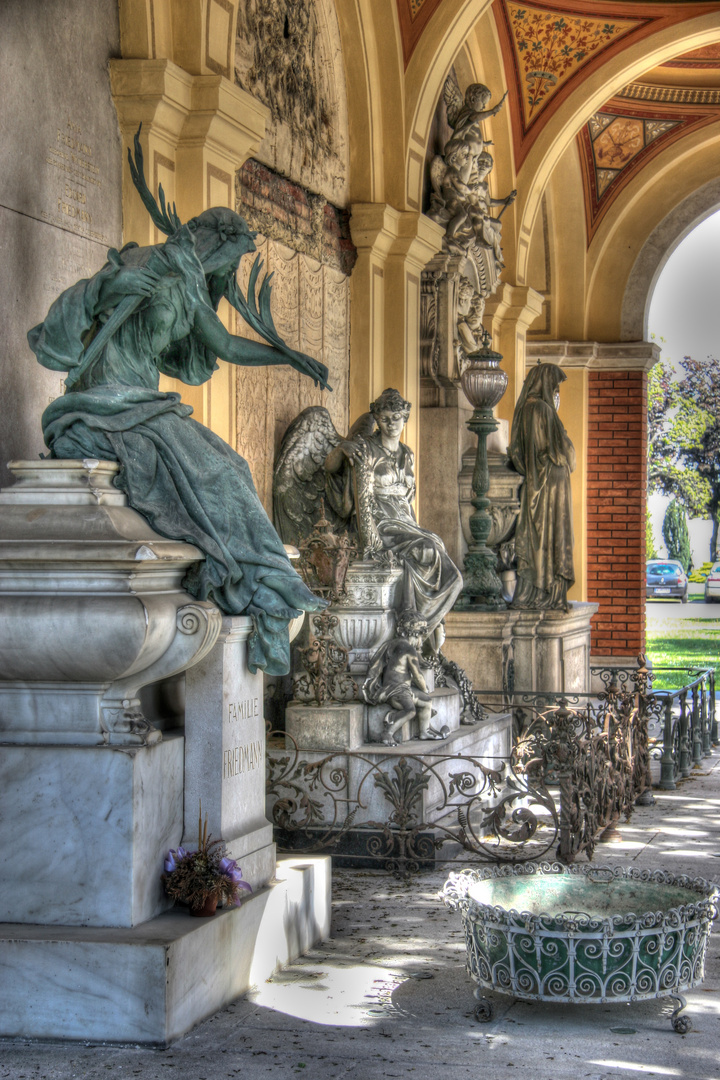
<box><xmin>388</xmin><ymin>211</ymin><xmax>444</xmax><ymax>272</ymax></box>
<box><xmin>525</xmin><ymin>340</ymin><xmax>660</xmax><ymax>373</ymax></box>
<box><xmin>349</xmin><ymin>203</ymin><xmax>402</xmax><ymax>260</ymax></box>
<box><xmin>485</xmin><ymin>284</ymin><xmax>545</xmax><ymax>333</ymax></box>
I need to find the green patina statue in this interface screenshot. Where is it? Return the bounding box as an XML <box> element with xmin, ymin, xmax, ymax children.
<box><xmin>28</xmin><ymin>128</ymin><xmax>327</xmax><ymax>676</ymax></box>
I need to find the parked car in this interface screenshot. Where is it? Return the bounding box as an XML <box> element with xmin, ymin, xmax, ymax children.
<box><xmin>646</xmin><ymin>560</ymin><xmax>688</xmax><ymax>602</ymax></box>
<box><xmin>704</xmin><ymin>563</ymin><xmax>720</xmax><ymax>603</ymax></box>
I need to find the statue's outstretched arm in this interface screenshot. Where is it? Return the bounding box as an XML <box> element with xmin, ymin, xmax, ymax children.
<box><xmin>192</xmin><ymin>303</ymin><xmax>330</xmax><ymax>389</ymax></box>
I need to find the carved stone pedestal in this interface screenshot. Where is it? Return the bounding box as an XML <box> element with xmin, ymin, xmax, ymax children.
<box><xmin>0</xmin><ymin>460</ymin><xmax>331</xmax><ymax>1043</ymax></box>
<box><xmin>512</xmin><ymin>602</ymin><xmax>599</xmax><ymax>693</ymax></box>
<box><xmin>443</xmin><ymin>609</ymin><xmax>519</xmax><ymax>694</ymax></box>
<box><xmin>184</xmin><ymin>616</ymin><xmax>275</xmax><ymax>890</ymax></box>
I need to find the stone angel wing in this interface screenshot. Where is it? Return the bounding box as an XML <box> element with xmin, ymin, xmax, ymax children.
<box><xmin>429</xmin><ymin>155</ymin><xmax>448</xmax><ymax>198</ymax></box>
<box><xmin>443</xmin><ymin>76</ymin><xmax>465</xmax><ymax>131</ymax></box>
<box><xmin>273</xmin><ymin>406</ymin><xmax>346</xmax><ymax>547</ymax></box>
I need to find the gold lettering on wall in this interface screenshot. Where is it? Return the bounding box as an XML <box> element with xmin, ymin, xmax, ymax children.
<box><xmin>222</xmin><ymin>738</ymin><xmax>264</xmax><ymax>779</ymax></box>
<box><xmin>42</xmin><ymin>118</ymin><xmax>107</xmax><ymax>243</ymax></box>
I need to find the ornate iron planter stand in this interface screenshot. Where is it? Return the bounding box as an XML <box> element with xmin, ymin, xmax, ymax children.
<box><xmin>443</xmin><ymin>862</ymin><xmax>718</xmax><ymax>1032</ymax></box>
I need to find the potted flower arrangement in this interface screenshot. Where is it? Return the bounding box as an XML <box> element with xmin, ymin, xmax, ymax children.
<box><xmin>163</xmin><ymin>807</ymin><xmax>252</xmax><ymax>917</ymax></box>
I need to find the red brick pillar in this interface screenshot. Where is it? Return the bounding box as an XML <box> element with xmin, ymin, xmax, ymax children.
<box><xmin>587</xmin><ymin>370</ymin><xmax>648</xmax><ymax>658</ymax></box>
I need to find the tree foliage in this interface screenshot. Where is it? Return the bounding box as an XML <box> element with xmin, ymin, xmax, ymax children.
<box><xmin>662</xmin><ymin>499</ymin><xmax>692</xmax><ymax>572</ymax></box>
<box><xmin>648</xmin><ymin>354</ymin><xmax>720</xmax><ymax>558</ymax></box>
<box><xmin>647</xmin><ymin>356</ymin><xmax>711</xmax><ymax>518</ymax></box>
<box><xmin>646</xmin><ymin>508</ymin><xmax>658</xmax><ymax>560</ymax></box>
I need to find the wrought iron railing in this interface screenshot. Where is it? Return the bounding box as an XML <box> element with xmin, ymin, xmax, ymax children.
<box><xmin>648</xmin><ymin>667</ymin><xmax>717</xmax><ymax>789</ymax></box>
<box><xmin>265</xmin><ymin>731</ymin><xmax>559</xmax><ymax>878</ymax></box>
<box><xmin>592</xmin><ymin>662</ymin><xmax>717</xmax><ymax>791</ymax></box>
<box><xmin>265</xmin><ymin>659</ymin><xmax>718</xmax><ymax>876</ymax></box>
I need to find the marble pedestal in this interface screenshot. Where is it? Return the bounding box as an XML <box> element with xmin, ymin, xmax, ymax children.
<box><xmin>0</xmin><ymin>856</ymin><xmax>331</xmax><ymax>1044</ymax></box>
<box><xmin>512</xmin><ymin>602</ymin><xmax>598</xmax><ymax>693</ymax></box>
<box><xmin>285</xmin><ymin>667</ymin><xmax>462</xmax><ymax>750</ymax></box>
<box><xmin>0</xmin><ymin>460</ymin><xmax>331</xmax><ymax>1041</ymax></box>
<box><xmin>184</xmin><ymin>616</ymin><xmax>275</xmax><ymax>889</ymax></box>
<box><xmin>443</xmin><ymin>609</ymin><xmax>519</xmax><ymax>694</ymax></box>
<box><xmin>0</xmin><ymin>735</ymin><xmax>183</xmax><ymax>928</ymax></box>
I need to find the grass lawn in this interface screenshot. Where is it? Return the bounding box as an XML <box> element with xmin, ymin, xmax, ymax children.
<box><xmin>646</xmin><ymin>618</ymin><xmax>720</xmax><ymax>689</ymax></box>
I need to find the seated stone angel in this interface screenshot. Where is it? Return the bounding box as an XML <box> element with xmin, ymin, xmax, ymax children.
<box><xmin>273</xmin><ymin>388</ymin><xmax>463</xmax><ymax>648</ymax></box>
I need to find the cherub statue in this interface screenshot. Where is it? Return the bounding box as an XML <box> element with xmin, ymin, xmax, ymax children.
<box><xmin>443</xmin><ymin>81</ymin><xmax>508</xmax><ymax>181</ymax></box>
<box><xmin>273</xmin><ymin>389</ymin><xmax>463</xmax><ymax>649</ymax></box>
<box><xmin>465</xmin><ymin>151</ymin><xmax>516</xmax><ymax>267</ymax></box>
<box><xmin>362</xmin><ymin>611</ymin><xmax>447</xmax><ymax>746</ymax></box>
<box><xmin>429</xmin><ymin>77</ymin><xmax>515</xmax><ymax>254</ymax></box>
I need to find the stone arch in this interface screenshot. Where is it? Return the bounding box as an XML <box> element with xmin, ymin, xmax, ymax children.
<box><xmin>404</xmin><ymin>0</ymin><xmax>496</xmax><ymax>211</ymax></box>
<box><xmin>513</xmin><ymin>12</ymin><xmax>720</xmax><ymax>284</ymax></box>
<box><xmin>621</xmin><ymin>179</ymin><xmax>720</xmax><ymax>342</ymax></box>
<box><xmin>583</xmin><ymin>129</ymin><xmax>720</xmax><ymax>341</ymax></box>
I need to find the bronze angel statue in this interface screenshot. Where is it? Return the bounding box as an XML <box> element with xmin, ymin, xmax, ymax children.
<box><xmin>273</xmin><ymin>388</ymin><xmax>463</xmax><ymax>649</ymax></box>
<box><xmin>28</xmin><ymin>126</ymin><xmax>328</xmax><ymax>677</ymax></box>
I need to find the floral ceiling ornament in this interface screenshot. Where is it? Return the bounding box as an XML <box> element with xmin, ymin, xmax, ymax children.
<box><xmin>502</xmin><ymin>1</ymin><xmax>641</xmax><ymax>130</ymax></box>
<box><xmin>578</xmin><ymin>97</ymin><xmax>714</xmax><ymax>241</ymax></box>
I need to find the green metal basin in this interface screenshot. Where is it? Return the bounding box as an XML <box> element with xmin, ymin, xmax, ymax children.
<box><xmin>443</xmin><ymin>863</ymin><xmax>718</xmax><ymax>1030</ymax></box>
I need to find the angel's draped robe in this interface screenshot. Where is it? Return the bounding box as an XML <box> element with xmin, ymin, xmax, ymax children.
<box><xmin>28</xmin><ymin>242</ymin><xmax>319</xmax><ymax>676</ymax></box>
<box><xmin>335</xmin><ymin>433</ymin><xmax>463</xmax><ymax>638</ymax></box>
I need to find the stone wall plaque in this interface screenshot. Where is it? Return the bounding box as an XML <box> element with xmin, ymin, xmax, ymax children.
<box><xmin>0</xmin><ymin>0</ymin><xmax>122</xmax><ymax>483</ymax></box>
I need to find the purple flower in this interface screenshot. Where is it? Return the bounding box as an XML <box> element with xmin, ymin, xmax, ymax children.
<box><xmin>219</xmin><ymin>856</ymin><xmax>252</xmax><ymax>902</ymax></box>
<box><xmin>164</xmin><ymin>847</ymin><xmax>188</xmax><ymax>874</ymax></box>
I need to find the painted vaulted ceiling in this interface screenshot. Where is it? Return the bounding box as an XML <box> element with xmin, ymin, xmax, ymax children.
<box><xmin>397</xmin><ymin>0</ymin><xmax>720</xmax><ymax>241</ymax></box>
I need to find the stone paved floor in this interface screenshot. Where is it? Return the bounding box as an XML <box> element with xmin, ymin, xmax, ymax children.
<box><xmin>2</xmin><ymin>751</ymin><xmax>719</xmax><ymax>1080</ymax></box>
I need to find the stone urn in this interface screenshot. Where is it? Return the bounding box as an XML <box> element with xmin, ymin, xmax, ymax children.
<box><xmin>325</xmin><ymin>561</ymin><xmax>403</xmax><ymax>676</ymax></box>
<box><xmin>0</xmin><ymin>459</ymin><xmax>222</xmax><ymax>746</ymax></box>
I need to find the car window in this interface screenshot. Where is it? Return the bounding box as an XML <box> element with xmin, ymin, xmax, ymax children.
<box><xmin>647</xmin><ymin>564</ymin><xmax>681</xmax><ymax>574</ymax></box>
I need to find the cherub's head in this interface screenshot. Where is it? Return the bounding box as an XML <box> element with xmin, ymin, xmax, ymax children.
<box><xmin>446</xmin><ymin>142</ymin><xmax>470</xmax><ymax>169</ymax></box>
<box><xmin>396</xmin><ymin>610</ymin><xmax>429</xmax><ymax>648</ymax></box>
<box><xmin>465</xmin><ymin>83</ymin><xmax>491</xmax><ymax>111</ymax></box>
<box><xmin>476</xmin><ymin>151</ymin><xmax>494</xmax><ymax>177</ymax></box>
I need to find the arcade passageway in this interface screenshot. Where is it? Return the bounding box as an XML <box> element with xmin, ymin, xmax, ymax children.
<box><xmin>3</xmin><ymin>750</ymin><xmax>719</xmax><ymax>1080</ymax></box>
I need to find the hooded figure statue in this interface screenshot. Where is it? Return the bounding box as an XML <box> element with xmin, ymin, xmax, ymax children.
<box><xmin>508</xmin><ymin>363</ymin><xmax>576</xmax><ymax>610</ymax></box>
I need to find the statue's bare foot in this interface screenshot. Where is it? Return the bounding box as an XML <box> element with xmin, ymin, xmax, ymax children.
<box><xmin>421</xmin><ymin>724</ymin><xmax>450</xmax><ymax>740</ymax></box>
<box><xmin>382</xmin><ymin>733</ymin><xmax>399</xmax><ymax>746</ymax></box>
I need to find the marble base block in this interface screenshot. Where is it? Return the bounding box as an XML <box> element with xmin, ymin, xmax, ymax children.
<box><xmin>0</xmin><ymin>856</ymin><xmax>331</xmax><ymax>1045</ymax></box>
<box><xmin>366</xmin><ymin>686</ymin><xmax>462</xmax><ymax>743</ymax></box>
<box><xmin>184</xmin><ymin>616</ymin><xmax>275</xmax><ymax>889</ymax></box>
<box><xmin>0</xmin><ymin>734</ymin><xmax>183</xmax><ymax>928</ymax></box>
<box><xmin>443</xmin><ymin>609</ymin><xmax>519</xmax><ymax>693</ymax></box>
<box><xmin>513</xmin><ymin>602</ymin><xmax>598</xmax><ymax>693</ymax></box>
<box><xmin>285</xmin><ymin>702</ymin><xmax>365</xmax><ymax>750</ymax></box>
